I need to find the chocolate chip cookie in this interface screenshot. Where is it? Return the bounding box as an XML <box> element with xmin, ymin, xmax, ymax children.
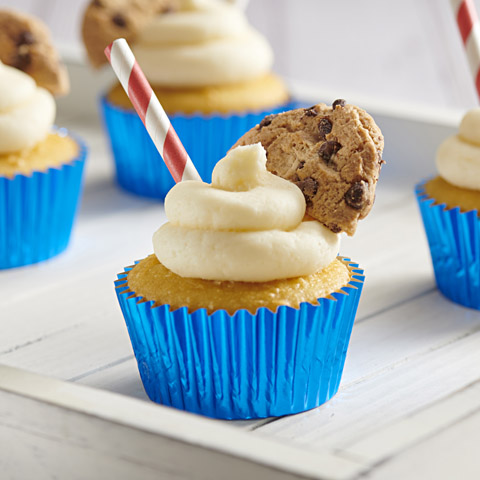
<box><xmin>82</xmin><ymin>0</ymin><xmax>180</xmax><ymax>68</ymax></box>
<box><xmin>0</xmin><ymin>9</ymin><xmax>69</xmax><ymax>96</ymax></box>
<box><xmin>233</xmin><ymin>100</ymin><xmax>384</xmax><ymax>236</ymax></box>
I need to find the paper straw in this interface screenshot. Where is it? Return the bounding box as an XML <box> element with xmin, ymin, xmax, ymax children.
<box><xmin>451</xmin><ymin>0</ymin><xmax>480</xmax><ymax>99</ymax></box>
<box><xmin>104</xmin><ymin>38</ymin><xmax>201</xmax><ymax>183</ymax></box>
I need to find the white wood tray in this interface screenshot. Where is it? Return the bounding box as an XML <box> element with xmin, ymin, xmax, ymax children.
<box><xmin>2</xmin><ymin>79</ymin><xmax>479</xmax><ymax>479</ymax></box>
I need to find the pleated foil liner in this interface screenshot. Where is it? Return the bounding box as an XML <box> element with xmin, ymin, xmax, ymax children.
<box><xmin>0</xmin><ymin>132</ymin><xmax>87</xmax><ymax>269</ymax></box>
<box><xmin>416</xmin><ymin>180</ymin><xmax>480</xmax><ymax>309</ymax></box>
<box><xmin>114</xmin><ymin>258</ymin><xmax>365</xmax><ymax>420</ymax></box>
<box><xmin>100</xmin><ymin>96</ymin><xmax>298</xmax><ymax>200</ymax></box>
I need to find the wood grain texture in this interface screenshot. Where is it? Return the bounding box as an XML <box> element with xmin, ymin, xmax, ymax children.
<box><xmin>360</xmin><ymin>383</ymin><xmax>480</xmax><ymax>479</ymax></box>
<box><xmin>1</xmin><ymin>90</ymin><xmax>479</xmax><ymax>479</ymax></box>
<box><xmin>0</xmin><ymin>365</ymin><xmax>363</xmax><ymax>480</ymax></box>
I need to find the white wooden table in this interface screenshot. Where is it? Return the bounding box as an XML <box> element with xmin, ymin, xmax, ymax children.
<box><xmin>1</xmin><ymin>74</ymin><xmax>479</xmax><ymax>479</ymax></box>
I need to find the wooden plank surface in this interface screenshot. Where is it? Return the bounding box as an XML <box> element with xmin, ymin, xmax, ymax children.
<box><xmin>255</xmin><ymin>293</ymin><xmax>480</xmax><ymax>447</ymax></box>
<box><xmin>0</xmin><ymin>365</ymin><xmax>363</xmax><ymax>480</ymax></box>
<box><xmin>1</xmin><ymin>96</ymin><xmax>480</xmax><ymax>479</ymax></box>
<box><xmin>358</xmin><ymin>380</ymin><xmax>480</xmax><ymax>479</ymax></box>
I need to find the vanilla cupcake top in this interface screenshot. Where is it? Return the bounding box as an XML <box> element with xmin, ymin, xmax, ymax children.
<box><xmin>153</xmin><ymin>144</ymin><xmax>340</xmax><ymax>282</ymax></box>
<box><xmin>0</xmin><ymin>61</ymin><xmax>55</xmax><ymax>154</ymax></box>
<box><xmin>436</xmin><ymin>108</ymin><xmax>480</xmax><ymax>190</ymax></box>
<box><xmin>132</xmin><ymin>0</ymin><xmax>274</xmax><ymax>87</ymax></box>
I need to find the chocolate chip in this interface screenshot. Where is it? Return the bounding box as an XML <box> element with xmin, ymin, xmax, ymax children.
<box><xmin>303</xmin><ymin>106</ymin><xmax>318</xmax><ymax>117</ymax></box>
<box><xmin>318</xmin><ymin>117</ymin><xmax>332</xmax><ymax>139</ymax></box>
<box><xmin>92</xmin><ymin>0</ymin><xmax>104</xmax><ymax>6</ymax></box>
<box><xmin>332</xmin><ymin>99</ymin><xmax>346</xmax><ymax>109</ymax></box>
<box><xmin>298</xmin><ymin>160</ymin><xmax>305</xmax><ymax>169</ymax></box>
<box><xmin>295</xmin><ymin>177</ymin><xmax>318</xmax><ymax>198</ymax></box>
<box><xmin>162</xmin><ymin>5</ymin><xmax>175</xmax><ymax>13</ymax></box>
<box><xmin>344</xmin><ymin>181</ymin><xmax>368</xmax><ymax>210</ymax></box>
<box><xmin>258</xmin><ymin>114</ymin><xmax>276</xmax><ymax>129</ymax></box>
<box><xmin>16</xmin><ymin>31</ymin><xmax>35</xmax><ymax>46</ymax></box>
<box><xmin>329</xmin><ymin>224</ymin><xmax>342</xmax><ymax>234</ymax></box>
<box><xmin>12</xmin><ymin>51</ymin><xmax>31</xmax><ymax>71</ymax></box>
<box><xmin>318</xmin><ymin>141</ymin><xmax>342</xmax><ymax>166</ymax></box>
<box><xmin>112</xmin><ymin>13</ymin><xmax>127</xmax><ymax>27</ymax></box>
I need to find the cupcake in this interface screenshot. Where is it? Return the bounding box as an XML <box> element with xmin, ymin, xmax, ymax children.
<box><xmin>82</xmin><ymin>0</ymin><xmax>292</xmax><ymax>199</ymax></box>
<box><xmin>0</xmin><ymin>9</ymin><xmax>87</xmax><ymax>269</ymax></box>
<box><xmin>115</xmin><ymin>101</ymin><xmax>384</xmax><ymax>419</ymax></box>
<box><xmin>416</xmin><ymin>108</ymin><xmax>480</xmax><ymax>309</ymax></box>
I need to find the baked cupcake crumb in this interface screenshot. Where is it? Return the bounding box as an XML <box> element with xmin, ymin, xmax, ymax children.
<box><xmin>0</xmin><ymin>133</ymin><xmax>79</xmax><ymax>178</ymax></box>
<box><xmin>424</xmin><ymin>176</ymin><xmax>480</xmax><ymax>213</ymax></box>
<box><xmin>107</xmin><ymin>73</ymin><xmax>289</xmax><ymax>114</ymax></box>
<box><xmin>123</xmin><ymin>254</ymin><xmax>352</xmax><ymax>315</ymax></box>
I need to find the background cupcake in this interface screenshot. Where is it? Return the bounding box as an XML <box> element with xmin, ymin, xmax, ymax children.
<box><xmin>0</xmin><ymin>9</ymin><xmax>87</xmax><ymax>269</ymax></box>
<box><xmin>115</xmin><ymin>101</ymin><xmax>384</xmax><ymax>419</ymax></box>
<box><xmin>416</xmin><ymin>108</ymin><xmax>480</xmax><ymax>309</ymax></box>
<box><xmin>82</xmin><ymin>0</ymin><xmax>292</xmax><ymax>199</ymax></box>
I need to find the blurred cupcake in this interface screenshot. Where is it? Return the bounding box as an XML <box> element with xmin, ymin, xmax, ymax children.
<box><xmin>82</xmin><ymin>0</ymin><xmax>291</xmax><ymax>199</ymax></box>
<box><xmin>416</xmin><ymin>108</ymin><xmax>480</xmax><ymax>309</ymax></box>
<box><xmin>0</xmin><ymin>10</ymin><xmax>87</xmax><ymax>269</ymax></box>
<box><xmin>115</xmin><ymin>102</ymin><xmax>384</xmax><ymax>419</ymax></box>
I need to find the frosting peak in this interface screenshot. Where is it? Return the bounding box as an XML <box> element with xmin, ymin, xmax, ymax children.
<box><xmin>133</xmin><ymin>0</ymin><xmax>273</xmax><ymax>87</ymax></box>
<box><xmin>459</xmin><ymin>108</ymin><xmax>480</xmax><ymax>145</ymax></box>
<box><xmin>153</xmin><ymin>145</ymin><xmax>340</xmax><ymax>282</ymax></box>
<box><xmin>0</xmin><ymin>61</ymin><xmax>55</xmax><ymax>154</ymax></box>
<box><xmin>436</xmin><ymin>108</ymin><xmax>480</xmax><ymax>190</ymax></box>
<box><xmin>212</xmin><ymin>142</ymin><xmax>282</xmax><ymax>191</ymax></box>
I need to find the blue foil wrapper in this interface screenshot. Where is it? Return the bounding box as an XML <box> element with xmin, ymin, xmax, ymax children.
<box><xmin>416</xmin><ymin>180</ymin><xmax>480</xmax><ymax>309</ymax></box>
<box><xmin>100</xmin><ymin>96</ymin><xmax>298</xmax><ymax>199</ymax></box>
<box><xmin>0</xmin><ymin>130</ymin><xmax>87</xmax><ymax>269</ymax></box>
<box><xmin>114</xmin><ymin>258</ymin><xmax>364</xmax><ymax>420</ymax></box>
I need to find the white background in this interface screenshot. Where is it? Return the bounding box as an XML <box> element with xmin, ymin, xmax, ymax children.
<box><xmin>2</xmin><ymin>0</ymin><xmax>480</xmax><ymax>112</ymax></box>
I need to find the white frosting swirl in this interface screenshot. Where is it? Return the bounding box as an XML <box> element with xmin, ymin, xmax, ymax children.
<box><xmin>436</xmin><ymin>108</ymin><xmax>480</xmax><ymax>190</ymax></box>
<box><xmin>153</xmin><ymin>144</ymin><xmax>340</xmax><ymax>282</ymax></box>
<box><xmin>133</xmin><ymin>0</ymin><xmax>273</xmax><ymax>87</ymax></box>
<box><xmin>0</xmin><ymin>62</ymin><xmax>55</xmax><ymax>154</ymax></box>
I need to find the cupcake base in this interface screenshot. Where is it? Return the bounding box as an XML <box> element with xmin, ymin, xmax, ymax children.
<box><xmin>0</xmin><ymin>130</ymin><xmax>87</xmax><ymax>269</ymax></box>
<box><xmin>423</xmin><ymin>175</ymin><xmax>480</xmax><ymax>213</ymax></box>
<box><xmin>115</xmin><ymin>258</ymin><xmax>364</xmax><ymax>420</ymax></box>
<box><xmin>416</xmin><ymin>180</ymin><xmax>480</xmax><ymax>309</ymax></box>
<box><xmin>100</xmin><ymin>97</ymin><xmax>298</xmax><ymax>200</ymax></box>
<box><xmin>107</xmin><ymin>74</ymin><xmax>290</xmax><ymax>115</ymax></box>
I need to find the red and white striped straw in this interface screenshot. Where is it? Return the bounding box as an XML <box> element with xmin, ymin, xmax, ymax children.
<box><xmin>451</xmin><ymin>0</ymin><xmax>480</xmax><ymax>99</ymax></box>
<box><xmin>104</xmin><ymin>38</ymin><xmax>201</xmax><ymax>183</ymax></box>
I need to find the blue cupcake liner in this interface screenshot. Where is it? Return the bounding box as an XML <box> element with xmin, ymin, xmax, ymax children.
<box><xmin>0</xmin><ymin>129</ymin><xmax>87</xmax><ymax>269</ymax></box>
<box><xmin>416</xmin><ymin>180</ymin><xmax>480</xmax><ymax>309</ymax></box>
<box><xmin>114</xmin><ymin>258</ymin><xmax>364</xmax><ymax>420</ymax></box>
<box><xmin>100</xmin><ymin>96</ymin><xmax>299</xmax><ymax>200</ymax></box>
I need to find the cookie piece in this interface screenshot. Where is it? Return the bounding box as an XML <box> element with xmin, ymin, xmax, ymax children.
<box><xmin>82</xmin><ymin>0</ymin><xmax>180</xmax><ymax>68</ymax></box>
<box><xmin>233</xmin><ymin>101</ymin><xmax>384</xmax><ymax>236</ymax></box>
<box><xmin>0</xmin><ymin>9</ymin><xmax>69</xmax><ymax>96</ymax></box>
